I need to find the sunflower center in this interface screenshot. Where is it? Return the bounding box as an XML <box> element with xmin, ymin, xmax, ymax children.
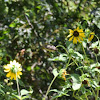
<box><xmin>73</xmin><ymin>31</ymin><xmax>79</xmax><ymax>37</ymax></box>
<box><xmin>89</xmin><ymin>34</ymin><xmax>92</xmax><ymax>38</ymax></box>
<box><xmin>11</xmin><ymin>65</ymin><xmax>18</xmax><ymax>73</ymax></box>
<box><xmin>82</xmin><ymin>80</ymin><xmax>88</xmax><ymax>84</ymax></box>
<box><xmin>94</xmin><ymin>48</ymin><xmax>99</xmax><ymax>54</ymax></box>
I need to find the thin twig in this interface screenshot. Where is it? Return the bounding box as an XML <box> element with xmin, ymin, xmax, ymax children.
<box><xmin>24</xmin><ymin>14</ymin><xmax>38</xmax><ymax>36</ymax></box>
<box><xmin>24</xmin><ymin>14</ymin><xmax>33</xmax><ymax>29</ymax></box>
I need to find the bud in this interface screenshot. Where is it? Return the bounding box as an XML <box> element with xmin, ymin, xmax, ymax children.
<box><xmin>94</xmin><ymin>48</ymin><xmax>99</xmax><ymax>54</ymax></box>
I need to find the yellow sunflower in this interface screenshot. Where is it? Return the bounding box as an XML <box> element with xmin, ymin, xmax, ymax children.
<box><xmin>67</xmin><ymin>27</ymin><xmax>85</xmax><ymax>44</ymax></box>
<box><xmin>62</xmin><ymin>69</ymin><xmax>67</xmax><ymax>80</ymax></box>
<box><xmin>88</xmin><ymin>32</ymin><xmax>95</xmax><ymax>41</ymax></box>
<box><xmin>4</xmin><ymin>60</ymin><xmax>22</xmax><ymax>80</ymax></box>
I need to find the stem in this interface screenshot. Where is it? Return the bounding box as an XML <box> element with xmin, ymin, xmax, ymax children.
<box><xmin>44</xmin><ymin>75</ymin><xmax>58</xmax><ymax>100</ymax></box>
<box><xmin>56</xmin><ymin>45</ymin><xmax>83</xmax><ymax>74</ymax></box>
<box><xmin>66</xmin><ymin>57</ymin><xmax>71</xmax><ymax>69</ymax></box>
<box><xmin>66</xmin><ymin>61</ymin><xmax>74</xmax><ymax>67</ymax></box>
<box><xmin>95</xmin><ymin>73</ymin><xmax>99</xmax><ymax>100</ymax></box>
<box><xmin>56</xmin><ymin>45</ymin><xmax>69</xmax><ymax>54</ymax></box>
<box><xmin>81</xmin><ymin>44</ymin><xmax>89</xmax><ymax>100</ymax></box>
<box><xmin>81</xmin><ymin>43</ymin><xmax>86</xmax><ymax>57</ymax></box>
<box><xmin>95</xmin><ymin>54</ymin><xmax>98</xmax><ymax>63</ymax></box>
<box><xmin>44</xmin><ymin>46</ymin><xmax>73</xmax><ymax>100</ymax></box>
<box><xmin>85</xmin><ymin>92</ymin><xmax>88</xmax><ymax>100</ymax></box>
<box><xmin>16</xmin><ymin>75</ymin><xmax>21</xmax><ymax>97</ymax></box>
<box><xmin>76</xmin><ymin>88</ymin><xmax>84</xmax><ymax>100</ymax></box>
<box><xmin>56</xmin><ymin>45</ymin><xmax>78</xmax><ymax>66</ymax></box>
<box><xmin>90</xmin><ymin>86</ymin><xmax>96</xmax><ymax>97</ymax></box>
<box><xmin>72</xmin><ymin>57</ymin><xmax>84</xmax><ymax>74</ymax></box>
<box><xmin>84</xmin><ymin>88</ymin><xmax>88</xmax><ymax>100</ymax></box>
<box><xmin>96</xmin><ymin>88</ymin><xmax>99</xmax><ymax>100</ymax></box>
<box><xmin>25</xmin><ymin>14</ymin><xmax>33</xmax><ymax>29</ymax></box>
<box><xmin>95</xmin><ymin>34</ymin><xmax>100</xmax><ymax>47</ymax></box>
<box><xmin>73</xmin><ymin>90</ymin><xmax>75</xmax><ymax>97</ymax></box>
<box><xmin>71</xmin><ymin>57</ymin><xmax>79</xmax><ymax>67</ymax></box>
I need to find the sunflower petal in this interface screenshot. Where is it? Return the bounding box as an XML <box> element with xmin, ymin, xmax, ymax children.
<box><xmin>3</xmin><ymin>65</ymin><xmax>10</xmax><ymax>69</ymax></box>
<box><xmin>90</xmin><ymin>32</ymin><xmax>95</xmax><ymax>35</ymax></box>
<box><xmin>88</xmin><ymin>32</ymin><xmax>95</xmax><ymax>41</ymax></box>
<box><xmin>4</xmin><ymin>69</ymin><xmax>10</xmax><ymax>72</ymax></box>
<box><xmin>69</xmin><ymin>29</ymin><xmax>74</xmax><ymax>34</ymax></box>
<box><xmin>80</xmin><ymin>33</ymin><xmax>85</xmax><ymax>37</ymax></box>
<box><xmin>69</xmin><ymin>36</ymin><xmax>73</xmax><ymax>41</ymax></box>
<box><xmin>88</xmin><ymin>35</ymin><xmax>94</xmax><ymax>41</ymax></box>
<box><xmin>17</xmin><ymin>71</ymin><xmax>22</xmax><ymax>75</ymax></box>
<box><xmin>67</xmin><ymin>33</ymin><xmax>73</xmax><ymax>38</ymax></box>
<box><xmin>76</xmin><ymin>27</ymin><xmax>79</xmax><ymax>30</ymax></box>
<box><xmin>19</xmin><ymin>68</ymin><xmax>22</xmax><ymax>71</ymax></box>
<box><xmin>17</xmin><ymin>75</ymin><xmax>21</xmax><ymax>79</ymax></box>
<box><xmin>13</xmin><ymin>74</ymin><xmax>16</xmax><ymax>80</ymax></box>
<box><xmin>79</xmin><ymin>37</ymin><xmax>83</xmax><ymax>41</ymax></box>
<box><xmin>77</xmin><ymin>37</ymin><xmax>81</xmax><ymax>43</ymax></box>
<box><xmin>78</xmin><ymin>29</ymin><xmax>83</xmax><ymax>33</ymax></box>
<box><xmin>6</xmin><ymin>71</ymin><xmax>11</xmax><ymax>78</ymax></box>
<box><xmin>73</xmin><ymin>37</ymin><xmax>77</xmax><ymax>44</ymax></box>
<box><xmin>10</xmin><ymin>73</ymin><xmax>14</xmax><ymax>80</ymax></box>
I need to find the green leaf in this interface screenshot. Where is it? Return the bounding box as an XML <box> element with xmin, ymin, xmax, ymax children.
<box><xmin>25</xmin><ymin>13</ymin><xmax>29</xmax><ymax>17</ymax></box>
<box><xmin>69</xmin><ymin>48</ymin><xmax>74</xmax><ymax>54</ymax></box>
<box><xmin>50</xmin><ymin>89</ymin><xmax>69</xmax><ymax>100</ymax></box>
<box><xmin>27</xmin><ymin>66</ymin><xmax>31</xmax><ymax>71</ymax></box>
<box><xmin>48</xmin><ymin>54</ymin><xmax>67</xmax><ymax>62</ymax></box>
<box><xmin>52</xmin><ymin>69</ymin><xmax>59</xmax><ymax>77</ymax></box>
<box><xmin>18</xmin><ymin>80</ymin><xmax>25</xmax><ymax>87</ymax></box>
<box><xmin>12</xmin><ymin>93</ymin><xmax>21</xmax><ymax>99</ymax></box>
<box><xmin>92</xmin><ymin>81</ymin><xmax>100</xmax><ymax>88</ymax></box>
<box><xmin>92</xmin><ymin>8</ymin><xmax>100</xmax><ymax>29</ymax></box>
<box><xmin>71</xmin><ymin>74</ymin><xmax>80</xmax><ymax>83</ymax></box>
<box><xmin>49</xmin><ymin>89</ymin><xmax>59</xmax><ymax>93</ymax></box>
<box><xmin>71</xmin><ymin>74</ymin><xmax>81</xmax><ymax>90</ymax></box>
<box><xmin>21</xmin><ymin>89</ymin><xmax>31</xmax><ymax>96</ymax></box>
<box><xmin>89</xmin><ymin>41</ymin><xmax>99</xmax><ymax>48</ymax></box>
<box><xmin>90</xmin><ymin>63</ymin><xmax>99</xmax><ymax>68</ymax></box>
<box><xmin>9</xmin><ymin>23</ymin><xmax>16</xmax><ymax>27</ymax></box>
<box><xmin>74</xmin><ymin>52</ymin><xmax>83</xmax><ymax>59</ymax></box>
<box><xmin>0</xmin><ymin>88</ymin><xmax>5</xmax><ymax>94</ymax></box>
<box><xmin>82</xmin><ymin>41</ymin><xmax>87</xmax><ymax>48</ymax></box>
<box><xmin>22</xmin><ymin>95</ymin><xmax>30</xmax><ymax>99</ymax></box>
<box><xmin>72</xmin><ymin>83</ymin><xmax>81</xmax><ymax>90</ymax></box>
<box><xmin>0</xmin><ymin>84</ymin><xmax>4</xmax><ymax>88</ymax></box>
<box><xmin>92</xmin><ymin>68</ymin><xmax>100</xmax><ymax>73</ymax></box>
<box><xmin>81</xmin><ymin>91</ymin><xmax>92</xmax><ymax>99</ymax></box>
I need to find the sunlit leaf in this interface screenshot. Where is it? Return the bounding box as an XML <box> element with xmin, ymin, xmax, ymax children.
<box><xmin>71</xmin><ymin>74</ymin><xmax>81</xmax><ymax>90</ymax></box>
<box><xmin>52</xmin><ymin>69</ymin><xmax>59</xmax><ymax>77</ymax></box>
<box><xmin>48</xmin><ymin>54</ymin><xmax>67</xmax><ymax>62</ymax></box>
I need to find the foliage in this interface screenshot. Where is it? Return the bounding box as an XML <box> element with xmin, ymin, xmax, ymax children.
<box><xmin>0</xmin><ymin>0</ymin><xmax>100</xmax><ymax>100</ymax></box>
